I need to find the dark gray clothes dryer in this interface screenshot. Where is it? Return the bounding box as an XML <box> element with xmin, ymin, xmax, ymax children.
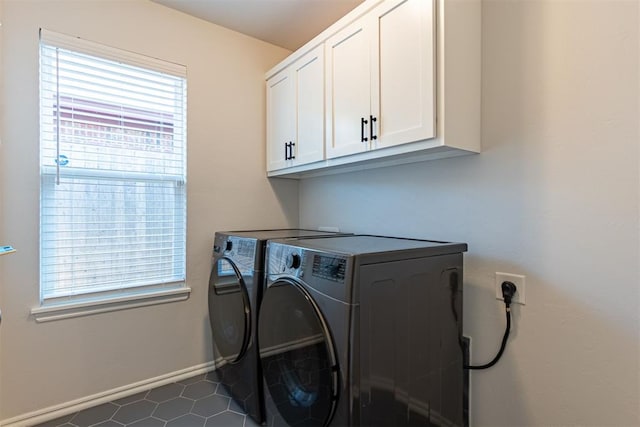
<box><xmin>208</xmin><ymin>229</ymin><xmax>348</xmax><ymax>425</ymax></box>
<box><xmin>258</xmin><ymin>235</ymin><xmax>467</xmax><ymax>427</ymax></box>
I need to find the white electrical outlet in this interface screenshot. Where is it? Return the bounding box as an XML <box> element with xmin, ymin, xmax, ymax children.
<box><xmin>495</xmin><ymin>272</ymin><xmax>526</xmax><ymax>305</ymax></box>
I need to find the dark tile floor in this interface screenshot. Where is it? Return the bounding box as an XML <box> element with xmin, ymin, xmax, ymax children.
<box><xmin>34</xmin><ymin>372</ymin><xmax>261</xmax><ymax>427</ymax></box>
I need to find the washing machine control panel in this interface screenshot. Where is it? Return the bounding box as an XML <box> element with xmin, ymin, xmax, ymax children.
<box><xmin>267</xmin><ymin>242</ymin><xmax>352</xmax><ymax>302</ymax></box>
<box><xmin>311</xmin><ymin>255</ymin><xmax>346</xmax><ymax>283</ymax></box>
<box><xmin>267</xmin><ymin>244</ymin><xmax>302</xmax><ymax>276</ymax></box>
<box><xmin>272</xmin><ymin>248</ymin><xmax>347</xmax><ymax>284</ymax></box>
<box><xmin>286</xmin><ymin>253</ymin><xmax>301</xmax><ymax>269</ymax></box>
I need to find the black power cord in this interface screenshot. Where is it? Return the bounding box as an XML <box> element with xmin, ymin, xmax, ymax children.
<box><xmin>464</xmin><ymin>281</ymin><xmax>517</xmax><ymax>370</ymax></box>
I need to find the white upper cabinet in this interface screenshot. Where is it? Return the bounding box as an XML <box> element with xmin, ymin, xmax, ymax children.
<box><xmin>325</xmin><ymin>18</ymin><xmax>373</xmax><ymax>158</ymax></box>
<box><xmin>265</xmin><ymin>0</ymin><xmax>481</xmax><ymax>178</ymax></box>
<box><xmin>266</xmin><ymin>70</ymin><xmax>294</xmax><ymax>172</ymax></box>
<box><xmin>266</xmin><ymin>46</ymin><xmax>325</xmax><ymax>172</ymax></box>
<box><xmin>294</xmin><ymin>46</ymin><xmax>325</xmax><ymax>166</ymax></box>
<box><xmin>373</xmin><ymin>0</ymin><xmax>435</xmax><ymax>149</ymax></box>
<box><xmin>326</xmin><ymin>0</ymin><xmax>435</xmax><ymax>159</ymax></box>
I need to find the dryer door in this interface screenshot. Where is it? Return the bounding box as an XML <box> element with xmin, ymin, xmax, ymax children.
<box><xmin>259</xmin><ymin>279</ymin><xmax>339</xmax><ymax>427</ymax></box>
<box><xmin>208</xmin><ymin>257</ymin><xmax>251</xmax><ymax>364</ymax></box>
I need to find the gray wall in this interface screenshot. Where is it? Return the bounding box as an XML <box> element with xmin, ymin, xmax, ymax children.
<box><xmin>299</xmin><ymin>1</ymin><xmax>639</xmax><ymax>425</ymax></box>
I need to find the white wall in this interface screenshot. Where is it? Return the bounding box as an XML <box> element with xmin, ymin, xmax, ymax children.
<box><xmin>0</xmin><ymin>0</ymin><xmax>295</xmax><ymax>421</ymax></box>
<box><xmin>300</xmin><ymin>0</ymin><xmax>639</xmax><ymax>425</ymax></box>
<box><xmin>0</xmin><ymin>0</ymin><xmax>5</xmax><ymax>421</ymax></box>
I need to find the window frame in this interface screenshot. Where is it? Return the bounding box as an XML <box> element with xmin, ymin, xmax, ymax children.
<box><xmin>33</xmin><ymin>29</ymin><xmax>190</xmax><ymax>322</ymax></box>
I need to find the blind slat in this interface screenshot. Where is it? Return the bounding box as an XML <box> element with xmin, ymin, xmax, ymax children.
<box><xmin>41</xmin><ymin>166</ymin><xmax>185</xmax><ymax>182</ymax></box>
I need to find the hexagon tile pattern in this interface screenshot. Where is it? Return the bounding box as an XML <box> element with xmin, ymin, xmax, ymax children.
<box><xmin>34</xmin><ymin>372</ymin><xmax>262</xmax><ymax>427</ymax></box>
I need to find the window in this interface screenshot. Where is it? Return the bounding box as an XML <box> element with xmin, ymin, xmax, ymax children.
<box><xmin>35</xmin><ymin>30</ymin><xmax>188</xmax><ymax>321</ymax></box>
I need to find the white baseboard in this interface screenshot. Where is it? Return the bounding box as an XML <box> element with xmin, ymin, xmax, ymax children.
<box><xmin>0</xmin><ymin>362</ymin><xmax>216</xmax><ymax>427</ymax></box>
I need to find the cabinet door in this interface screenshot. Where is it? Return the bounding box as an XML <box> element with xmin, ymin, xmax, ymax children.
<box><xmin>371</xmin><ymin>0</ymin><xmax>435</xmax><ymax>149</ymax></box>
<box><xmin>325</xmin><ymin>20</ymin><xmax>372</xmax><ymax>159</ymax></box>
<box><xmin>293</xmin><ymin>46</ymin><xmax>325</xmax><ymax>166</ymax></box>
<box><xmin>266</xmin><ymin>70</ymin><xmax>295</xmax><ymax>172</ymax></box>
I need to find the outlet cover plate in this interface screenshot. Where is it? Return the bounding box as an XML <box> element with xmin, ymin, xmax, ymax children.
<box><xmin>495</xmin><ymin>272</ymin><xmax>526</xmax><ymax>305</ymax></box>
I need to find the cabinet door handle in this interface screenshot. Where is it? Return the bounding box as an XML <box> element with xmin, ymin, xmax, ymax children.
<box><xmin>361</xmin><ymin>117</ymin><xmax>368</xmax><ymax>142</ymax></box>
<box><xmin>285</xmin><ymin>141</ymin><xmax>295</xmax><ymax>160</ymax></box>
<box><xmin>370</xmin><ymin>115</ymin><xmax>377</xmax><ymax>140</ymax></box>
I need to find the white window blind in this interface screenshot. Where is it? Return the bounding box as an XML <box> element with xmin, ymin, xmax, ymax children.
<box><xmin>39</xmin><ymin>29</ymin><xmax>187</xmax><ymax>305</ymax></box>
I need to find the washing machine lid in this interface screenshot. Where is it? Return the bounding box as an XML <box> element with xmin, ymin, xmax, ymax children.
<box><xmin>274</xmin><ymin>234</ymin><xmax>467</xmax><ymax>261</ymax></box>
<box><xmin>218</xmin><ymin>229</ymin><xmax>347</xmax><ymax>241</ymax></box>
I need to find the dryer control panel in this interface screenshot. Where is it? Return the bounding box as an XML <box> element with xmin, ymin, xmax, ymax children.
<box><xmin>212</xmin><ymin>234</ymin><xmax>257</xmax><ymax>276</ymax></box>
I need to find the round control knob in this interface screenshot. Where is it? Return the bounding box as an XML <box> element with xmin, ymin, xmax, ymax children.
<box><xmin>224</xmin><ymin>240</ymin><xmax>233</xmax><ymax>252</ymax></box>
<box><xmin>286</xmin><ymin>253</ymin><xmax>301</xmax><ymax>269</ymax></box>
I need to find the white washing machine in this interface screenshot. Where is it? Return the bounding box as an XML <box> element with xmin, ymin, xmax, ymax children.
<box><xmin>258</xmin><ymin>235</ymin><xmax>467</xmax><ymax>426</ymax></box>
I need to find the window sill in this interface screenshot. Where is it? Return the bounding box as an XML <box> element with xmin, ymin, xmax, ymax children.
<box><xmin>31</xmin><ymin>286</ymin><xmax>191</xmax><ymax>323</ymax></box>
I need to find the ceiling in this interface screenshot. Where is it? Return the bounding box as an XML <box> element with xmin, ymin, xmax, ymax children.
<box><xmin>152</xmin><ymin>0</ymin><xmax>365</xmax><ymax>51</ymax></box>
